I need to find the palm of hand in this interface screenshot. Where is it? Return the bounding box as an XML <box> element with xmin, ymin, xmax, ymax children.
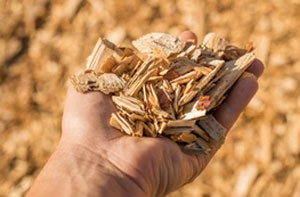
<box><xmin>62</xmin><ymin>88</ymin><xmax>210</xmax><ymax>196</ymax></box>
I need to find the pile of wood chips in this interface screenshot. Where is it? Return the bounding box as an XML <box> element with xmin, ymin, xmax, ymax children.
<box><xmin>71</xmin><ymin>32</ymin><xmax>255</xmax><ymax>154</ymax></box>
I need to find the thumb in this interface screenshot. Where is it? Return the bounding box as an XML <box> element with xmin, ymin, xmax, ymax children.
<box><xmin>62</xmin><ymin>86</ymin><xmax>121</xmax><ymax>141</ymax></box>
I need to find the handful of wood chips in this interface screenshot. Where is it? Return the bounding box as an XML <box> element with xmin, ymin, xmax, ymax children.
<box><xmin>70</xmin><ymin>32</ymin><xmax>255</xmax><ymax>154</ymax></box>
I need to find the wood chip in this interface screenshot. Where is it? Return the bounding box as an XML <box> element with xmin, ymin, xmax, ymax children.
<box><xmin>71</xmin><ymin>32</ymin><xmax>255</xmax><ymax>155</ymax></box>
<box><xmin>132</xmin><ymin>33</ymin><xmax>185</xmax><ymax>57</ymax></box>
<box><xmin>207</xmin><ymin>52</ymin><xmax>255</xmax><ymax>110</ymax></box>
<box><xmin>197</xmin><ymin>115</ymin><xmax>226</xmax><ymax>141</ymax></box>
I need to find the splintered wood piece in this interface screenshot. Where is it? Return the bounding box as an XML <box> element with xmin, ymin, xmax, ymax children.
<box><xmin>111</xmin><ymin>112</ymin><xmax>134</xmax><ymax>135</ymax></box>
<box><xmin>193</xmin><ymin>66</ymin><xmax>212</xmax><ymax>76</ymax></box>
<box><xmin>202</xmin><ymin>32</ymin><xmax>228</xmax><ymax>52</ymax></box>
<box><xmin>97</xmin><ymin>73</ymin><xmax>126</xmax><ymax>94</ymax></box>
<box><xmin>110</xmin><ymin>113</ymin><xmax>122</xmax><ymax>131</ymax></box>
<box><xmin>143</xmin><ymin>122</ymin><xmax>156</xmax><ymax>137</ymax></box>
<box><xmin>162</xmin><ymin>80</ymin><xmax>174</xmax><ymax>93</ymax></box>
<box><xmin>86</xmin><ymin>38</ymin><xmax>122</xmax><ymax>73</ymax></box>
<box><xmin>129</xmin><ymin>113</ymin><xmax>149</xmax><ymax>121</ymax></box>
<box><xmin>125</xmin><ymin>68</ymin><xmax>157</xmax><ymax>96</ymax></box>
<box><xmin>191</xmin><ymin>48</ymin><xmax>202</xmax><ymax>61</ymax></box>
<box><xmin>197</xmin><ymin>115</ymin><xmax>226</xmax><ymax>141</ymax></box>
<box><xmin>164</xmin><ymin>63</ymin><xmax>193</xmax><ymax>81</ymax></box>
<box><xmin>178</xmin><ymin>60</ymin><xmax>225</xmax><ymax>106</ymax></box>
<box><xmin>135</xmin><ymin>121</ymin><xmax>143</xmax><ymax>137</ymax></box>
<box><xmin>158</xmin><ymin>121</ymin><xmax>167</xmax><ymax>134</ymax></box>
<box><xmin>126</xmin><ymin>57</ymin><xmax>154</xmax><ymax>88</ymax></box>
<box><xmin>156</xmin><ymin>88</ymin><xmax>172</xmax><ymax>110</ymax></box>
<box><xmin>183</xmin><ymin>80</ymin><xmax>195</xmax><ymax>95</ymax></box>
<box><xmin>173</xmin><ymin>84</ymin><xmax>181</xmax><ymax>113</ymax></box>
<box><xmin>182</xmin><ymin>109</ymin><xmax>207</xmax><ymax>120</ymax></box>
<box><xmin>181</xmin><ymin>143</ymin><xmax>205</xmax><ymax>154</ymax></box>
<box><xmin>167</xmin><ymin>120</ymin><xmax>196</xmax><ymax>128</ymax></box>
<box><xmin>223</xmin><ymin>45</ymin><xmax>249</xmax><ymax>60</ymax></box>
<box><xmin>195</xmin><ymin>138</ymin><xmax>211</xmax><ymax>154</ymax></box>
<box><xmin>171</xmin><ymin>133</ymin><xmax>197</xmax><ymax>143</ymax></box>
<box><xmin>170</xmin><ymin>71</ymin><xmax>199</xmax><ymax>84</ymax></box>
<box><xmin>112</xmin><ymin>96</ymin><xmax>145</xmax><ymax>115</ymax></box>
<box><xmin>207</xmin><ymin>52</ymin><xmax>255</xmax><ymax>110</ymax></box>
<box><xmin>192</xmin><ymin>124</ymin><xmax>210</xmax><ymax>141</ymax></box>
<box><xmin>70</xmin><ymin>71</ymin><xmax>99</xmax><ymax>93</ymax></box>
<box><xmin>178</xmin><ymin>43</ymin><xmax>197</xmax><ymax>57</ymax></box>
<box><xmin>132</xmin><ymin>33</ymin><xmax>185</xmax><ymax>57</ymax></box>
<box><xmin>164</xmin><ymin>127</ymin><xmax>193</xmax><ymax>135</ymax></box>
<box><xmin>151</xmin><ymin>107</ymin><xmax>170</xmax><ymax>119</ymax></box>
<box><xmin>101</xmin><ymin>56</ymin><xmax>117</xmax><ymax>73</ymax></box>
<box><xmin>148</xmin><ymin>84</ymin><xmax>160</xmax><ymax>108</ymax></box>
<box><xmin>120</xmin><ymin>94</ymin><xmax>145</xmax><ymax>107</ymax></box>
<box><xmin>112</xmin><ymin>55</ymin><xmax>135</xmax><ymax>76</ymax></box>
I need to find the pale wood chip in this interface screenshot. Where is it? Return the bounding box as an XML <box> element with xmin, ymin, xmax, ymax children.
<box><xmin>125</xmin><ymin>57</ymin><xmax>154</xmax><ymax>89</ymax></box>
<box><xmin>100</xmin><ymin>56</ymin><xmax>117</xmax><ymax>73</ymax></box>
<box><xmin>70</xmin><ymin>71</ymin><xmax>99</xmax><ymax>93</ymax></box>
<box><xmin>132</xmin><ymin>33</ymin><xmax>184</xmax><ymax>57</ymax></box>
<box><xmin>143</xmin><ymin>122</ymin><xmax>156</xmax><ymax>137</ymax></box>
<box><xmin>207</xmin><ymin>52</ymin><xmax>255</xmax><ymax>110</ymax></box>
<box><xmin>125</xmin><ymin>68</ymin><xmax>157</xmax><ymax>97</ymax></box>
<box><xmin>167</xmin><ymin>120</ymin><xmax>196</xmax><ymax>128</ymax></box>
<box><xmin>110</xmin><ymin>113</ymin><xmax>122</xmax><ymax>131</ymax></box>
<box><xmin>115</xmin><ymin>112</ymin><xmax>134</xmax><ymax>135</ymax></box>
<box><xmin>182</xmin><ymin>109</ymin><xmax>207</xmax><ymax>120</ymax></box>
<box><xmin>177</xmin><ymin>42</ymin><xmax>197</xmax><ymax>57</ymax></box>
<box><xmin>148</xmin><ymin>84</ymin><xmax>160</xmax><ymax>108</ymax></box>
<box><xmin>173</xmin><ymin>84</ymin><xmax>181</xmax><ymax>113</ymax></box>
<box><xmin>171</xmin><ymin>133</ymin><xmax>197</xmax><ymax>143</ymax></box>
<box><xmin>134</xmin><ymin>121</ymin><xmax>143</xmax><ymax>137</ymax></box>
<box><xmin>193</xmin><ymin>66</ymin><xmax>212</xmax><ymax>76</ymax></box>
<box><xmin>170</xmin><ymin>71</ymin><xmax>199</xmax><ymax>84</ymax></box>
<box><xmin>202</xmin><ymin>32</ymin><xmax>228</xmax><ymax>53</ymax></box>
<box><xmin>151</xmin><ymin>107</ymin><xmax>170</xmax><ymax>119</ymax></box>
<box><xmin>178</xmin><ymin>59</ymin><xmax>225</xmax><ymax>106</ymax></box>
<box><xmin>154</xmin><ymin>118</ymin><xmax>160</xmax><ymax>132</ymax></box>
<box><xmin>162</xmin><ymin>80</ymin><xmax>174</xmax><ymax>93</ymax></box>
<box><xmin>86</xmin><ymin>38</ymin><xmax>122</xmax><ymax>72</ymax></box>
<box><xmin>129</xmin><ymin>113</ymin><xmax>149</xmax><ymax>121</ymax></box>
<box><xmin>191</xmin><ymin>48</ymin><xmax>203</xmax><ymax>61</ymax></box>
<box><xmin>164</xmin><ymin>127</ymin><xmax>193</xmax><ymax>135</ymax></box>
<box><xmin>112</xmin><ymin>96</ymin><xmax>145</xmax><ymax>115</ymax></box>
<box><xmin>120</xmin><ymin>94</ymin><xmax>144</xmax><ymax>106</ymax></box>
<box><xmin>98</xmin><ymin>73</ymin><xmax>126</xmax><ymax>94</ymax></box>
<box><xmin>112</xmin><ymin>55</ymin><xmax>135</xmax><ymax>76</ymax></box>
<box><xmin>158</xmin><ymin>121</ymin><xmax>167</xmax><ymax>134</ymax></box>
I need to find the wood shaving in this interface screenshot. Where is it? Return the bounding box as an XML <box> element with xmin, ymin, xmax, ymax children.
<box><xmin>70</xmin><ymin>32</ymin><xmax>256</xmax><ymax>154</ymax></box>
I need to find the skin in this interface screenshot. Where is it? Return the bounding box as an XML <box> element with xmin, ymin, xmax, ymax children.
<box><xmin>27</xmin><ymin>31</ymin><xmax>264</xmax><ymax>197</ymax></box>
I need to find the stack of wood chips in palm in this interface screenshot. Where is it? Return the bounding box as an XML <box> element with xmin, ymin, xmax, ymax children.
<box><xmin>71</xmin><ymin>33</ymin><xmax>255</xmax><ymax>154</ymax></box>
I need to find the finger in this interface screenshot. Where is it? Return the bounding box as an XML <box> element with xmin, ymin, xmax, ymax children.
<box><xmin>178</xmin><ymin>31</ymin><xmax>198</xmax><ymax>44</ymax></box>
<box><xmin>214</xmin><ymin>73</ymin><xmax>258</xmax><ymax>130</ymax></box>
<box><xmin>247</xmin><ymin>59</ymin><xmax>264</xmax><ymax>78</ymax></box>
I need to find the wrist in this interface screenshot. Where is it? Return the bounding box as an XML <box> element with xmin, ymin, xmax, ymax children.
<box><xmin>28</xmin><ymin>140</ymin><xmax>147</xmax><ymax>197</ymax></box>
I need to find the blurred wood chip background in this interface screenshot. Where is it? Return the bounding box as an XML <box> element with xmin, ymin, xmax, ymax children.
<box><xmin>1</xmin><ymin>0</ymin><xmax>300</xmax><ymax>196</ymax></box>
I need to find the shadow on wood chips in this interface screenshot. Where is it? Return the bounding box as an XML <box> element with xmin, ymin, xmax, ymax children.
<box><xmin>1</xmin><ymin>0</ymin><xmax>300</xmax><ymax>196</ymax></box>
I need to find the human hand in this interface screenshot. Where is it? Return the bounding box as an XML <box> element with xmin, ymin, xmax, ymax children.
<box><xmin>28</xmin><ymin>31</ymin><xmax>264</xmax><ymax>197</ymax></box>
